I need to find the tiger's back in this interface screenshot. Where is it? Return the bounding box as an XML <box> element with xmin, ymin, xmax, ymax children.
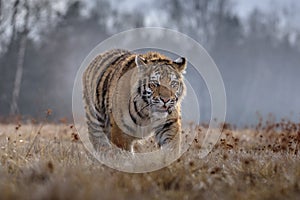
<box><xmin>83</xmin><ymin>49</ymin><xmax>135</xmax><ymax>148</ymax></box>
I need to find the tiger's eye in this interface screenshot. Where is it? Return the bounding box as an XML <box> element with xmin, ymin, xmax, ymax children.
<box><xmin>149</xmin><ymin>81</ymin><xmax>159</xmax><ymax>87</ymax></box>
<box><xmin>171</xmin><ymin>81</ymin><xmax>178</xmax><ymax>88</ymax></box>
<box><xmin>149</xmin><ymin>83</ymin><xmax>156</xmax><ymax>88</ymax></box>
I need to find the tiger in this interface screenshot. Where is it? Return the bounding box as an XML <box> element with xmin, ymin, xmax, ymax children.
<box><xmin>82</xmin><ymin>49</ymin><xmax>187</xmax><ymax>152</ymax></box>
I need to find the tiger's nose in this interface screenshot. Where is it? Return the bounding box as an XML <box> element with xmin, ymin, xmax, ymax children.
<box><xmin>160</xmin><ymin>97</ymin><xmax>170</xmax><ymax>103</ymax></box>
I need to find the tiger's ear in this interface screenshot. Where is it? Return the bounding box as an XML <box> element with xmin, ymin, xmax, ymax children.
<box><xmin>173</xmin><ymin>57</ymin><xmax>187</xmax><ymax>73</ymax></box>
<box><xmin>135</xmin><ymin>55</ymin><xmax>147</xmax><ymax>73</ymax></box>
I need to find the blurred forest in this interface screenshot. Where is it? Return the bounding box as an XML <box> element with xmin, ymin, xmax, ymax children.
<box><xmin>0</xmin><ymin>0</ymin><xmax>300</xmax><ymax>125</ymax></box>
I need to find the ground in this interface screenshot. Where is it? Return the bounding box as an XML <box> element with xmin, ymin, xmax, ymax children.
<box><xmin>0</xmin><ymin>120</ymin><xmax>299</xmax><ymax>200</ymax></box>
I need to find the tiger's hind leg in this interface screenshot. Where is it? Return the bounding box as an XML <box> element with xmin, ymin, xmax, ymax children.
<box><xmin>88</xmin><ymin>126</ymin><xmax>111</xmax><ymax>151</ymax></box>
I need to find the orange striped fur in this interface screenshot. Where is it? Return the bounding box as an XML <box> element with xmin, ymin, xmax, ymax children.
<box><xmin>82</xmin><ymin>49</ymin><xmax>187</xmax><ymax>152</ymax></box>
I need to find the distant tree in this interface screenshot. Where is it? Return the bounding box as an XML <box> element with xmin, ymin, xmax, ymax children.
<box><xmin>10</xmin><ymin>0</ymin><xmax>29</xmax><ymax>115</ymax></box>
<box><xmin>161</xmin><ymin>0</ymin><xmax>233</xmax><ymax>49</ymax></box>
<box><xmin>0</xmin><ymin>0</ymin><xmax>70</xmax><ymax>116</ymax></box>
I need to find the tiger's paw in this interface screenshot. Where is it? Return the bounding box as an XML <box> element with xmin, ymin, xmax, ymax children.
<box><xmin>131</xmin><ymin>140</ymin><xmax>146</xmax><ymax>153</ymax></box>
<box><xmin>131</xmin><ymin>138</ymin><xmax>158</xmax><ymax>153</ymax></box>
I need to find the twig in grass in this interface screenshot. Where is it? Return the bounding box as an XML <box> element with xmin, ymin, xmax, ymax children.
<box><xmin>25</xmin><ymin>109</ymin><xmax>52</xmax><ymax>158</ymax></box>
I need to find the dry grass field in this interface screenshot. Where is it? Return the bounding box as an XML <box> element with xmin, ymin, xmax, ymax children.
<box><xmin>0</xmin><ymin>119</ymin><xmax>300</xmax><ymax>200</ymax></box>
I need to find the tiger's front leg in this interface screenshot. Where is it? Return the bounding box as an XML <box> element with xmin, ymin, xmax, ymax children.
<box><xmin>154</xmin><ymin>118</ymin><xmax>182</xmax><ymax>155</ymax></box>
<box><xmin>110</xmin><ymin>118</ymin><xmax>136</xmax><ymax>151</ymax></box>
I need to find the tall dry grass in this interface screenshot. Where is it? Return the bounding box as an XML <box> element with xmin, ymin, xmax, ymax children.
<box><xmin>0</xmin><ymin>119</ymin><xmax>299</xmax><ymax>199</ymax></box>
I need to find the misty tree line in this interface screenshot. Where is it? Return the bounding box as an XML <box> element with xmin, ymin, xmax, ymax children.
<box><xmin>0</xmin><ymin>0</ymin><xmax>299</xmax><ymax>123</ymax></box>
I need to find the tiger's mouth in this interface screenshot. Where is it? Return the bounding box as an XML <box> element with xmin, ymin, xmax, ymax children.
<box><xmin>149</xmin><ymin>95</ymin><xmax>177</xmax><ymax>117</ymax></box>
<box><xmin>152</xmin><ymin>105</ymin><xmax>173</xmax><ymax>115</ymax></box>
<box><xmin>154</xmin><ymin>106</ymin><xmax>168</xmax><ymax>112</ymax></box>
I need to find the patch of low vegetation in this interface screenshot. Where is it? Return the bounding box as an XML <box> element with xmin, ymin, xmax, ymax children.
<box><xmin>0</xmin><ymin>119</ymin><xmax>300</xmax><ymax>200</ymax></box>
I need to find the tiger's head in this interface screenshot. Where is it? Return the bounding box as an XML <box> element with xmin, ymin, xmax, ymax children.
<box><xmin>135</xmin><ymin>53</ymin><xmax>187</xmax><ymax>119</ymax></box>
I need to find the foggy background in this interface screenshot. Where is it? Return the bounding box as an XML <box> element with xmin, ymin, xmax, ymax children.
<box><xmin>0</xmin><ymin>0</ymin><xmax>300</xmax><ymax>126</ymax></box>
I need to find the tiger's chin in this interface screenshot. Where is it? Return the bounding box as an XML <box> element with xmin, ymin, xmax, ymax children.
<box><xmin>152</xmin><ymin>111</ymin><xmax>168</xmax><ymax>119</ymax></box>
<box><xmin>151</xmin><ymin>107</ymin><xmax>171</xmax><ymax>119</ymax></box>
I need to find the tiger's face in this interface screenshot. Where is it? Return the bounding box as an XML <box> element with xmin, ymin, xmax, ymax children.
<box><xmin>135</xmin><ymin>55</ymin><xmax>187</xmax><ymax>119</ymax></box>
